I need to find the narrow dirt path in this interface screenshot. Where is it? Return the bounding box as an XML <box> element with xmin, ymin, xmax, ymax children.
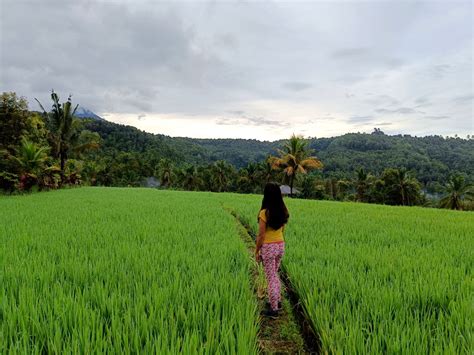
<box><xmin>226</xmin><ymin>208</ymin><xmax>320</xmax><ymax>354</ymax></box>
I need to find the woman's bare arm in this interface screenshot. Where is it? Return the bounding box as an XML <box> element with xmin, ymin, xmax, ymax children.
<box><xmin>255</xmin><ymin>219</ymin><xmax>266</xmax><ymax>261</ymax></box>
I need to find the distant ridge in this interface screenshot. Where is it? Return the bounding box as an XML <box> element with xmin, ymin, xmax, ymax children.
<box><xmin>83</xmin><ymin>118</ymin><xmax>474</xmax><ymax>188</ymax></box>
<box><xmin>74</xmin><ymin>107</ymin><xmax>104</xmax><ymax>121</ymax></box>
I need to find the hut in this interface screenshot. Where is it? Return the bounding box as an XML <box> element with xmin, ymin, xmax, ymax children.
<box><xmin>280</xmin><ymin>185</ymin><xmax>300</xmax><ymax>196</ymax></box>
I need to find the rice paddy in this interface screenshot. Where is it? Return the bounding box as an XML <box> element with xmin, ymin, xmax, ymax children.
<box><xmin>1</xmin><ymin>188</ymin><xmax>472</xmax><ymax>353</ymax></box>
<box><xmin>0</xmin><ymin>188</ymin><xmax>258</xmax><ymax>354</ymax></box>
<box><xmin>223</xmin><ymin>193</ymin><xmax>473</xmax><ymax>354</ymax></box>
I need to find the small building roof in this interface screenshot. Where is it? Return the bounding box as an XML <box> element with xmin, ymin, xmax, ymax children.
<box><xmin>280</xmin><ymin>185</ymin><xmax>300</xmax><ymax>195</ymax></box>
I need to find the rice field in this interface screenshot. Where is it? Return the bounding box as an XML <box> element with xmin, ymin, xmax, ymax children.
<box><xmin>222</xmin><ymin>193</ymin><xmax>473</xmax><ymax>354</ymax></box>
<box><xmin>0</xmin><ymin>188</ymin><xmax>258</xmax><ymax>354</ymax></box>
<box><xmin>1</xmin><ymin>187</ymin><xmax>472</xmax><ymax>353</ymax></box>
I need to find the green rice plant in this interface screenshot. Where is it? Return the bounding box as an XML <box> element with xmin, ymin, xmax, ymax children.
<box><xmin>220</xmin><ymin>193</ymin><xmax>473</xmax><ymax>354</ymax></box>
<box><xmin>0</xmin><ymin>188</ymin><xmax>258</xmax><ymax>354</ymax></box>
<box><xmin>2</xmin><ymin>188</ymin><xmax>472</xmax><ymax>354</ymax></box>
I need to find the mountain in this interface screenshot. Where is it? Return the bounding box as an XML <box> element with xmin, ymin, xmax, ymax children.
<box><xmin>74</xmin><ymin>107</ymin><xmax>104</xmax><ymax>121</ymax></box>
<box><xmin>82</xmin><ymin>118</ymin><xmax>474</xmax><ymax>190</ymax></box>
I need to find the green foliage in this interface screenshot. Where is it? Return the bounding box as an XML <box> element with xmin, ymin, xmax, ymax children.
<box><xmin>12</xmin><ymin>137</ymin><xmax>50</xmax><ymax>175</ymax></box>
<box><xmin>0</xmin><ymin>188</ymin><xmax>259</xmax><ymax>353</ymax></box>
<box><xmin>378</xmin><ymin>168</ymin><xmax>423</xmax><ymax>206</ymax></box>
<box><xmin>226</xmin><ymin>193</ymin><xmax>473</xmax><ymax>354</ymax></box>
<box><xmin>2</xmin><ymin>91</ymin><xmax>472</xmax><ymax>209</ymax></box>
<box><xmin>211</xmin><ymin>160</ymin><xmax>236</xmax><ymax>192</ymax></box>
<box><xmin>270</xmin><ymin>134</ymin><xmax>323</xmax><ymax>196</ymax></box>
<box><xmin>439</xmin><ymin>175</ymin><xmax>474</xmax><ymax>210</ymax></box>
<box><xmin>0</xmin><ymin>92</ymin><xmax>30</xmax><ymax>151</ymax></box>
<box><xmin>309</xmin><ymin>133</ymin><xmax>473</xmax><ymax>185</ymax></box>
<box><xmin>156</xmin><ymin>158</ymin><xmax>174</xmax><ymax>187</ymax></box>
<box><xmin>36</xmin><ymin>90</ymin><xmax>99</xmax><ymax>173</ymax></box>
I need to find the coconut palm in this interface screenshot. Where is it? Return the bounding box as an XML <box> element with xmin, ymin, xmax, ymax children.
<box><xmin>13</xmin><ymin>137</ymin><xmax>50</xmax><ymax>175</ymax></box>
<box><xmin>355</xmin><ymin>168</ymin><xmax>370</xmax><ymax>202</ymax></box>
<box><xmin>211</xmin><ymin>160</ymin><xmax>235</xmax><ymax>192</ymax></box>
<box><xmin>439</xmin><ymin>175</ymin><xmax>473</xmax><ymax>210</ymax></box>
<box><xmin>258</xmin><ymin>157</ymin><xmax>278</xmax><ymax>185</ymax></box>
<box><xmin>238</xmin><ymin>162</ymin><xmax>261</xmax><ymax>193</ymax></box>
<box><xmin>9</xmin><ymin>138</ymin><xmax>50</xmax><ymax>190</ymax></box>
<box><xmin>381</xmin><ymin>168</ymin><xmax>422</xmax><ymax>206</ymax></box>
<box><xmin>270</xmin><ymin>134</ymin><xmax>323</xmax><ymax>196</ymax></box>
<box><xmin>35</xmin><ymin>90</ymin><xmax>99</xmax><ymax>179</ymax></box>
<box><xmin>156</xmin><ymin>158</ymin><xmax>173</xmax><ymax>188</ymax></box>
<box><xmin>395</xmin><ymin>168</ymin><xmax>418</xmax><ymax>206</ymax></box>
<box><xmin>180</xmin><ymin>165</ymin><xmax>202</xmax><ymax>191</ymax></box>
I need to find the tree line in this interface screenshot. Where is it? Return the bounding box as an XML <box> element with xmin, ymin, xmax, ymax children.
<box><xmin>1</xmin><ymin>91</ymin><xmax>472</xmax><ymax>210</ymax></box>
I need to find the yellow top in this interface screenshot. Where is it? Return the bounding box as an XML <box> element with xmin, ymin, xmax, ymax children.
<box><xmin>258</xmin><ymin>209</ymin><xmax>284</xmax><ymax>244</ymax></box>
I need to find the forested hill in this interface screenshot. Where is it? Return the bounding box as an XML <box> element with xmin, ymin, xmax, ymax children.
<box><xmin>84</xmin><ymin>119</ymin><xmax>473</xmax><ymax>186</ymax></box>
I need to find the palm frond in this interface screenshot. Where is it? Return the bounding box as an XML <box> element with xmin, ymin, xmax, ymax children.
<box><xmin>34</xmin><ymin>98</ymin><xmax>48</xmax><ymax>116</ymax></box>
<box><xmin>300</xmin><ymin>157</ymin><xmax>323</xmax><ymax>169</ymax></box>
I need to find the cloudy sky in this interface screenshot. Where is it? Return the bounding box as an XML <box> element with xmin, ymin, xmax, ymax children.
<box><xmin>1</xmin><ymin>0</ymin><xmax>472</xmax><ymax>140</ymax></box>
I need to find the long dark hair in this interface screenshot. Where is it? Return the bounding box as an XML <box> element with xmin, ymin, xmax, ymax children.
<box><xmin>259</xmin><ymin>182</ymin><xmax>289</xmax><ymax>230</ymax></box>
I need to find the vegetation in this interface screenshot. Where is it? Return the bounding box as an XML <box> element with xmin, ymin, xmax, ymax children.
<box><xmin>269</xmin><ymin>134</ymin><xmax>323</xmax><ymax>196</ymax></box>
<box><xmin>0</xmin><ymin>188</ymin><xmax>259</xmax><ymax>353</ymax></box>
<box><xmin>83</xmin><ymin>117</ymin><xmax>473</xmax><ymax>191</ymax></box>
<box><xmin>439</xmin><ymin>175</ymin><xmax>474</xmax><ymax>210</ymax></box>
<box><xmin>1</xmin><ymin>91</ymin><xmax>473</xmax><ymax>210</ymax></box>
<box><xmin>1</xmin><ymin>91</ymin><xmax>98</xmax><ymax>190</ymax></box>
<box><xmin>225</xmin><ymin>193</ymin><xmax>473</xmax><ymax>354</ymax></box>
<box><xmin>3</xmin><ymin>188</ymin><xmax>470</xmax><ymax>352</ymax></box>
<box><xmin>35</xmin><ymin>91</ymin><xmax>100</xmax><ymax>178</ymax></box>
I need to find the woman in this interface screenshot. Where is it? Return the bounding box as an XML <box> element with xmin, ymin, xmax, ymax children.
<box><xmin>255</xmin><ymin>182</ymin><xmax>289</xmax><ymax>317</ymax></box>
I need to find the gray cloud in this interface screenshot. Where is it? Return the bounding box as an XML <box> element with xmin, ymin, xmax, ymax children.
<box><xmin>216</xmin><ymin>115</ymin><xmax>289</xmax><ymax>127</ymax></box>
<box><xmin>282</xmin><ymin>81</ymin><xmax>313</xmax><ymax>91</ymax></box>
<box><xmin>1</xmin><ymin>0</ymin><xmax>472</xmax><ymax>138</ymax></box>
<box><xmin>331</xmin><ymin>46</ymin><xmax>404</xmax><ymax>73</ymax></box>
<box><xmin>375</xmin><ymin>107</ymin><xmax>419</xmax><ymax>114</ymax></box>
<box><xmin>453</xmin><ymin>94</ymin><xmax>474</xmax><ymax>104</ymax></box>
<box><xmin>213</xmin><ymin>33</ymin><xmax>239</xmax><ymax>49</ymax></box>
<box><xmin>312</xmin><ymin>116</ymin><xmax>337</xmax><ymax>122</ymax></box>
<box><xmin>431</xmin><ymin>64</ymin><xmax>451</xmax><ymax>78</ymax></box>
<box><xmin>365</xmin><ymin>94</ymin><xmax>400</xmax><ymax>107</ymax></box>
<box><xmin>348</xmin><ymin>115</ymin><xmax>374</xmax><ymax>123</ymax></box>
<box><xmin>414</xmin><ymin>97</ymin><xmax>432</xmax><ymax>107</ymax></box>
<box><xmin>137</xmin><ymin>114</ymin><xmax>146</xmax><ymax>121</ymax></box>
<box><xmin>332</xmin><ymin>47</ymin><xmax>371</xmax><ymax>59</ymax></box>
<box><xmin>1</xmin><ymin>1</ymin><xmax>234</xmax><ymax>114</ymax></box>
<box><xmin>227</xmin><ymin>110</ymin><xmax>246</xmax><ymax>116</ymax></box>
<box><xmin>424</xmin><ymin>115</ymin><xmax>450</xmax><ymax>120</ymax></box>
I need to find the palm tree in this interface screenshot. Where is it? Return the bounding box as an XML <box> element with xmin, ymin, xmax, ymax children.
<box><xmin>439</xmin><ymin>175</ymin><xmax>473</xmax><ymax>210</ymax></box>
<box><xmin>35</xmin><ymin>91</ymin><xmax>77</xmax><ymax>174</ymax></box>
<box><xmin>156</xmin><ymin>158</ymin><xmax>173</xmax><ymax>188</ymax></box>
<box><xmin>355</xmin><ymin>168</ymin><xmax>370</xmax><ymax>202</ymax></box>
<box><xmin>381</xmin><ymin>168</ymin><xmax>422</xmax><ymax>206</ymax></box>
<box><xmin>270</xmin><ymin>134</ymin><xmax>323</xmax><ymax>196</ymax></box>
<box><xmin>258</xmin><ymin>157</ymin><xmax>278</xmax><ymax>185</ymax></box>
<box><xmin>238</xmin><ymin>162</ymin><xmax>261</xmax><ymax>193</ymax></box>
<box><xmin>325</xmin><ymin>177</ymin><xmax>338</xmax><ymax>200</ymax></box>
<box><xmin>13</xmin><ymin>137</ymin><xmax>50</xmax><ymax>176</ymax></box>
<box><xmin>395</xmin><ymin>168</ymin><xmax>419</xmax><ymax>206</ymax></box>
<box><xmin>211</xmin><ymin>160</ymin><xmax>235</xmax><ymax>192</ymax></box>
<box><xmin>35</xmin><ymin>90</ymin><xmax>99</xmax><ymax>180</ymax></box>
<box><xmin>397</xmin><ymin>169</ymin><xmax>408</xmax><ymax>205</ymax></box>
<box><xmin>181</xmin><ymin>165</ymin><xmax>202</xmax><ymax>191</ymax></box>
<box><xmin>10</xmin><ymin>138</ymin><xmax>50</xmax><ymax>190</ymax></box>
